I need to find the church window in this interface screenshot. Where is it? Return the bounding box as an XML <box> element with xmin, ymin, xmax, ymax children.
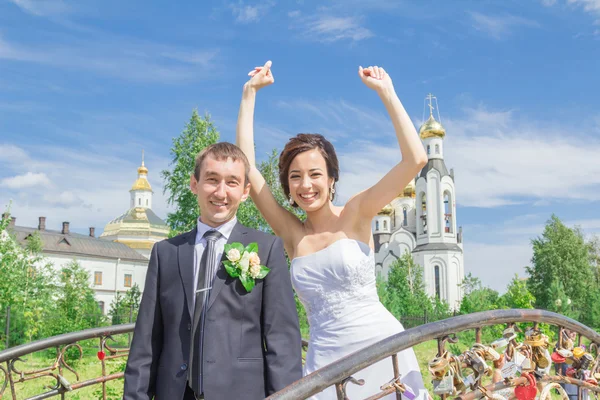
<box><xmin>376</xmin><ymin>221</ymin><xmax>380</xmax><ymax>231</ymax></box>
<box><xmin>427</xmin><ymin>145</ymin><xmax>430</xmax><ymax>155</ymax></box>
<box><xmin>444</xmin><ymin>191</ymin><xmax>453</xmax><ymax>233</ymax></box>
<box><xmin>403</xmin><ymin>207</ymin><xmax>408</xmax><ymax>226</ymax></box>
<box><xmin>124</xmin><ymin>274</ymin><xmax>132</xmax><ymax>288</ymax></box>
<box><xmin>435</xmin><ymin>144</ymin><xmax>440</xmax><ymax>154</ymax></box>
<box><xmin>146</xmin><ymin>199</ymin><xmax>149</xmax><ymax>206</ymax></box>
<box><xmin>98</xmin><ymin>301</ymin><xmax>105</xmax><ymax>314</ymax></box>
<box><xmin>434</xmin><ymin>265</ymin><xmax>441</xmax><ymax>299</ymax></box>
<box><xmin>138</xmin><ymin>198</ymin><xmax>141</xmax><ymax>206</ymax></box>
<box><xmin>94</xmin><ymin>271</ymin><xmax>103</xmax><ymax>286</ymax></box>
<box><xmin>383</xmin><ymin>220</ymin><xmax>387</xmax><ymax>230</ymax></box>
<box><xmin>420</xmin><ymin>193</ymin><xmax>427</xmax><ymax>234</ymax></box>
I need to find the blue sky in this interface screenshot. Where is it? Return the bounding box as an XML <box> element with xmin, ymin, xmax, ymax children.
<box><xmin>1</xmin><ymin>0</ymin><xmax>599</xmax><ymax>291</ymax></box>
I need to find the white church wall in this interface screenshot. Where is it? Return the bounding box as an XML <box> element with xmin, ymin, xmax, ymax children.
<box><xmin>44</xmin><ymin>253</ymin><xmax>148</xmax><ymax>315</ymax></box>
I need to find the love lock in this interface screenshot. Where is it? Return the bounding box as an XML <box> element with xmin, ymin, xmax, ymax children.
<box><xmin>514</xmin><ymin>372</ymin><xmax>537</xmax><ymax>400</ymax></box>
<box><xmin>433</xmin><ymin>370</ymin><xmax>455</xmax><ymax>395</ymax></box>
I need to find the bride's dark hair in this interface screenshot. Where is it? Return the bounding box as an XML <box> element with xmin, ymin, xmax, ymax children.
<box><xmin>278</xmin><ymin>133</ymin><xmax>340</xmax><ymax>207</ymax></box>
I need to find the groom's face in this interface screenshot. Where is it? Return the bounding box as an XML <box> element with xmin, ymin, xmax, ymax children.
<box><xmin>190</xmin><ymin>154</ymin><xmax>250</xmax><ymax>228</ymax></box>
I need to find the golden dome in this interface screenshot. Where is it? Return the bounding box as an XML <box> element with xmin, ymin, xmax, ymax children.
<box><xmin>399</xmin><ymin>179</ymin><xmax>416</xmax><ymax>198</ymax></box>
<box><xmin>138</xmin><ymin>163</ymin><xmax>148</xmax><ymax>175</ymax></box>
<box><xmin>131</xmin><ymin>178</ymin><xmax>152</xmax><ymax>191</ymax></box>
<box><xmin>378</xmin><ymin>204</ymin><xmax>393</xmax><ymax>216</ymax></box>
<box><xmin>419</xmin><ymin>114</ymin><xmax>446</xmax><ymax>139</ymax></box>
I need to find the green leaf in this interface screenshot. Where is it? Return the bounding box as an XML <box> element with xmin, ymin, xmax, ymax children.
<box><xmin>223</xmin><ymin>261</ymin><xmax>240</xmax><ymax>278</ymax></box>
<box><xmin>239</xmin><ymin>274</ymin><xmax>255</xmax><ymax>292</ymax></box>
<box><xmin>224</xmin><ymin>243</ymin><xmax>232</xmax><ymax>253</ymax></box>
<box><xmin>231</xmin><ymin>242</ymin><xmax>245</xmax><ymax>253</ymax></box>
<box><xmin>245</xmin><ymin>242</ymin><xmax>259</xmax><ymax>254</ymax></box>
<box><xmin>256</xmin><ymin>266</ymin><xmax>270</xmax><ymax>279</ymax></box>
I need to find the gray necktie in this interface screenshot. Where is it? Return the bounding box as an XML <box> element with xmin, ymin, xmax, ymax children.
<box><xmin>189</xmin><ymin>229</ymin><xmax>222</xmax><ymax>395</ymax></box>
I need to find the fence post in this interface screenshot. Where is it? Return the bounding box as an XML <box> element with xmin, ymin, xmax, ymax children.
<box><xmin>424</xmin><ymin>308</ymin><xmax>428</xmax><ymax>324</ymax></box>
<box><xmin>128</xmin><ymin>305</ymin><xmax>134</xmax><ymax>347</ymax></box>
<box><xmin>5</xmin><ymin>305</ymin><xmax>10</xmax><ymax>349</ymax></box>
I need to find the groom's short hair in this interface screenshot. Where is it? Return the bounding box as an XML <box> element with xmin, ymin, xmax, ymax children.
<box><xmin>194</xmin><ymin>142</ymin><xmax>250</xmax><ymax>184</ymax></box>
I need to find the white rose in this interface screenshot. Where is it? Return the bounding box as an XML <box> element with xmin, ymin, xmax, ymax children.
<box><xmin>249</xmin><ymin>263</ymin><xmax>261</xmax><ymax>279</ymax></box>
<box><xmin>226</xmin><ymin>248</ymin><xmax>241</xmax><ymax>262</ymax></box>
<box><xmin>249</xmin><ymin>252</ymin><xmax>260</xmax><ymax>267</ymax></box>
<box><xmin>239</xmin><ymin>251</ymin><xmax>251</xmax><ymax>273</ymax></box>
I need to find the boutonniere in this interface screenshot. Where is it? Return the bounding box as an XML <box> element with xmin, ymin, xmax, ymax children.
<box><xmin>223</xmin><ymin>242</ymin><xmax>270</xmax><ymax>292</ymax></box>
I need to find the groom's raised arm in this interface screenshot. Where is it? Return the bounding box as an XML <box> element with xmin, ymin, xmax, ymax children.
<box><xmin>261</xmin><ymin>236</ymin><xmax>303</xmax><ymax>395</ymax></box>
<box><xmin>123</xmin><ymin>243</ymin><xmax>164</xmax><ymax>400</ymax></box>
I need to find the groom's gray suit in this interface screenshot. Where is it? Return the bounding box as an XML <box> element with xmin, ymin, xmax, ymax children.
<box><xmin>123</xmin><ymin>222</ymin><xmax>302</xmax><ymax>400</ymax></box>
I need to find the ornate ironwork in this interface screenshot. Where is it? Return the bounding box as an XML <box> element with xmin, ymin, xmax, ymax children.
<box><xmin>0</xmin><ymin>324</ymin><xmax>134</xmax><ymax>400</ymax></box>
<box><xmin>267</xmin><ymin>309</ymin><xmax>600</xmax><ymax>400</ymax></box>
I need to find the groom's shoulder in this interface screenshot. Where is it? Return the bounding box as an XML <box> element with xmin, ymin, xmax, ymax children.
<box><xmin>154</xmin><ymin>229</ymin><xmax>194</xmax><ymax>249</ymax></box>
<box><xmin>239</xmin><ymin>224</ymin><xmax>279</xmax><ymax>245</ymax></box>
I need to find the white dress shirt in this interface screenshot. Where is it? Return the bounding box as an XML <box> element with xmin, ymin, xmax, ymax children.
<box><xmin>192</xmin><ymin>216</ymin><xmax>237</xmax><ymax>312</ymax></box>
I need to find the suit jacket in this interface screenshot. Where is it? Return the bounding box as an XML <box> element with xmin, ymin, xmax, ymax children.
<box><xmin>123</xmin><ymin>222</ymin><xmax>302</xmax><ymax>399</ymax></box>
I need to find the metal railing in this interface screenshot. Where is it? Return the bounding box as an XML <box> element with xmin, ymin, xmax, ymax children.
<box><xmin>0</xmin><ymin>324</ymin><xmax>134</xmax><ymax>400</ymax></box>
<box><xmin>267</xmin><ymin>309</ymin><xmax>600</xmax><ymax>400</ymax></box>
<box><xmin>1</xmin><ymin>310</ymin><xmax>599</xmax><ymax>400</ymax></box>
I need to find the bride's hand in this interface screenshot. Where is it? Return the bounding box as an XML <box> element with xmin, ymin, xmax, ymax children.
<box><xmin>244</xmin><ymin>60</ymin><xmax>274</xmax><ymax>91</ymax></box>
<box><xmin>358</xmin><ymin>65</ymin><xmax>394</xmax><ymax>94</ymax></box>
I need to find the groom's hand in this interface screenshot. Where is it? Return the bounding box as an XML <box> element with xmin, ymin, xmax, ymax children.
<box><xmin>244</xmin><ymin>60</ymin><xmax>274</xmax><ymax>92</ymax></box>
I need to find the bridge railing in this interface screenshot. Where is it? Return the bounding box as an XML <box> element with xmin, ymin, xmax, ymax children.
<box><xmin>268</xmin><ymin>309</ymin><xmax>600</xmax><ymax>400</ymax></box>
<box><xmin>0</xmin><ymin>324</ymin><xmax>134</xmax><ymax>400</ymax></box>
<box><xmin>1</xmin><ymin>309</ymin><xmax>599</xmax><ymax>400</ymax></box>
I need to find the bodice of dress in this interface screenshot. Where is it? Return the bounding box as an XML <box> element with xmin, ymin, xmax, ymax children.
<box><xmin>291</xmin><ymin>238</ymin><xmax>380</xmax><ymax>332</ymax></box>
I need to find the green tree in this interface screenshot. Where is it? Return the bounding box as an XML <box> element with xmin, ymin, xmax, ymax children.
<box><xmin>43</xmin><ymin>260</ymin><xmax>104</xmax><ymax>337</ymax></box>
<box><xmin>0</xmin><ymin>210</ymin><xmax>56</xmax><ymax>346</ymax></box>
<box><xmin>380</xmin><ymin>252</ymin><xmax>433</xmax><ymax>321</ymax></box>
<box><xmin>109</xmin><ymin>284</ymin><xmax>142</xmax><ymax>324</ymax></box>
<box><xmin>501</xmin><ymin>274</ymin><xmax>535</xmax><ymax>309</ymax></box>
<box><xmin>458</xmin><ymin>273</ymin><xmax>501</xmax><ymax>314</ymax></box>
<box><xmin>525</xmin><ymin>215</ymin><xmax>593</xmax><ymax>313</ymax></box>
<box><xmin>161</xmin><ymin>110</ymin><xmax>219</xmax><ymax>235</ymax></box>
<box><xmin>589</xmin><ymin>234</ymin><xmax>600</xmax><ymax>285</ymax></box>
<box><xmin>237</xmin><ymin>149</ymin><xmax>305</xmax><ymax>233</ymax></box>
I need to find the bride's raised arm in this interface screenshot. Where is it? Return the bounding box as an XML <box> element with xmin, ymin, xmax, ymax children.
<box><xmin>235</xmin><ymin>61</ymin><xmax>303</xmax><ymax>248</ymax></box>
<box><xmin>349</xmin><ymin>66</ymin><xmax>428</xmax><ymax>219</ymax></box>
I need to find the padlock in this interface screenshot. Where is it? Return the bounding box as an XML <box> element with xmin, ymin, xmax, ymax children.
<box><xmin>501</xmin><ymin>362</ymin><xmax>518</xmax><ymax>379</ymax></box>
<box><xmin>433</xmin><ymin>370</ymin><xmax>455</xmax><ymax>395</ymax></box>
<box><xmin>491</xmin><ymin>338</ymin><xmax>510</xmax><ymax>350</ymax></box>
<box><xmin>574</xmin><ymin>347</ymin><xmax>585</xmax><ymax>359</ymax></box>
<box><xmin>514</xmin><ymin>373</ymin><xmax>538</xmax><ymax>400</ymax></box>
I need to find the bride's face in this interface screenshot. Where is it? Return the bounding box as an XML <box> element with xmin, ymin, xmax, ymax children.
<box><xmin>288</xmin><ymin>149</ymin><xmax>333</xmax><ymax>212</ymax></box>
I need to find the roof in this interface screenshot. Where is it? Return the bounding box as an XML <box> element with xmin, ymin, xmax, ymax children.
<box><xmin>412</xmin><ymin>243</ymin><xmax>463</xmax><ymax>253</ymax></box>
<box><xmin>419</xmin><ymin>159</ymin><xmax>451</xmax><ymax>180</ymax></box>
<box><xmin>107</xmin><ymin>207</ymin><xmax>167</xmax><ymax>227</ymax></box>
<box><xmin>10</xmin><ymin>226</ymin><xmax>148</xmax><ymax>262</ymax></box>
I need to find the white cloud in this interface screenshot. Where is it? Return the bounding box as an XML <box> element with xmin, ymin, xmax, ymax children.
<box><xmin>289</xmin><ymin>13</ymin><xmax>374</xmax><ymax>43</ymax></box>
<box><xmin>0</xmin><ymin>144</ymin><xmax>173</xmax><ymax>236</ymax></box>
<box><xmin>542</xmin><ymin>0</ymin><xmax>600</xmax><ymax>23</ymax></box>
<box><xmin>229</xmin><ymin>1</ymin><xmax>275</xmax><ymax>23</ymax></box>
<box><xmin>8</xmin><ymin>0</ymin><xmax>70</xmax><ymax>17</ymax></box>
<box><xmin>469</xmin><ymin>11</ymin><xmax>540</xmax><ymax>39</ymax></box>
<box><xmin>272</xmin><ymin>98</ymin><xmax>600</xmax><ymax>209</ymax></box>
<box><xmin>1</xmin><ymin>172</ymin><xmax>51</xmax><ymax>189</ymax></box>
<box><xmin>0</xmin><ymin>34</ymin><xmax>219</xmax><ymax>83</ymax></box>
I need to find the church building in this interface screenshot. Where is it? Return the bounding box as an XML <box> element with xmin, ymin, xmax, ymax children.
<box><xmin>373</xmin><ymin>95</ymin><xmax>465</xmax><ymax>309</ymax></box>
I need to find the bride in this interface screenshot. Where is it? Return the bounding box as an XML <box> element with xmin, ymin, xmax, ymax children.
<box><xmin>236</xmin><ymin>60</ymin><xmax>429</xmax><ymax>399</ymax></box>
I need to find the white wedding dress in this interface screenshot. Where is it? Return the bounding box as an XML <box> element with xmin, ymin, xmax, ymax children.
<box><xmin>291</xmin><ymin>238</ymin><xmax>428</xmax><ymax>400</ymax></box>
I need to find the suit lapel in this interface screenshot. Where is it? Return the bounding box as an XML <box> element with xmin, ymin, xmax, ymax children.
<box><xmin>207</xmin><ymin>222</ymin><xmax>248</xmax><ymax>311</ymax></box>
<box><xmin>178</xmin><ymin>227</ymin><xmax>197</xmax><ymax>321</ymax></box>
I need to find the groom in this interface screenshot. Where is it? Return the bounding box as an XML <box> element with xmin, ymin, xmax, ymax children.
<box><xmin>123</xmin><ymin>142</ymin><xmax>302</xmax><ymax>400</ymax></box>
